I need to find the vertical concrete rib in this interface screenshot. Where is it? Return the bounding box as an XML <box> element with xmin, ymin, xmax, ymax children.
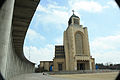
<box><xmin>0</xmin><ymin>0</ymin><xmax>15</xmax><ymax>78</ymax></box>
<box><xmin>0</xmin><ymin>0</ymin><xmax>39</xmax><ymax>79</ymax></box>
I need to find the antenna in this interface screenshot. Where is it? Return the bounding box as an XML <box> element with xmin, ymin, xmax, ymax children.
<box><xmin>29</xmin><ymin>47</ymin><xmax>30</xmax><ymax>60</ymax></box>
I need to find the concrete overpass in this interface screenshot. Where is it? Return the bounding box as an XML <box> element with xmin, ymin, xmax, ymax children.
<box><xmin>0</xmin><ymin>0</ymin><xmax>40</xmax><ymax>79</ymax></box>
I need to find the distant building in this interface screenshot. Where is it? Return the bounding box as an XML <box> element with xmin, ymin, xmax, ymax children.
<box><xmin>53</xmin><ymin>45</ymin><xmax>66</xmax><ymax>71</ymax></box>
<box><xmin>39</xmin><ymin>12</ymin><xmax>95</xmax><ymax>72</ymax></box>
<box><xmin>39</xmin><ymin>61</ymin><xmax>53</xmax><ymax>72</ymax></box>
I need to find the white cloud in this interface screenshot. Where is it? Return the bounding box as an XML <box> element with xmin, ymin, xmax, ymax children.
<box><xmin>27</xmin><ymin>29</ymin><xmax>45</xmax><ymax>40</ymax></box>
<box><xmin>35</xmin><ymin>3</ymin><xmax>71</xmax><ymax>31</ymax></box>
<box><xmin>93</xmin><ymin>51</ymin><xmax>120</xmax><ymax>64</ymax></box>
<box><xmin>37</xmin><ymin>5</ymin><xmax>49</xmax><ymax>13</ymax></box>
<box><xmin>90</xmin><ymin>34</ymin><xmax>120</xmax><ymax>64</ymax></box>
<box><xmin>47</xmin><ymin>4</ymin><xmax>67</xmax><ymax>10</ymax></box>
<box><xmin>24</xmin><ymin>44</ymin><xmax>55</xmax><ymax>65</ymax></box>
<box><xmin>107</xmin><ymin>0</ymin><xmax>118</xmax><ymax>8</ymax></box>
<box><xmin>41</xmin><ymin>10</ymin><xmax>69</xmax><ymax>25</ymax></box>
<box><xmin>54</xmin><ymin>36</ymin><xmax>63</xmax><ymax>45</ymax></box>
<box><xmin>69</xmin><ymin>0</ymin><xmax>108</xmax><ymax>13</ymax></box>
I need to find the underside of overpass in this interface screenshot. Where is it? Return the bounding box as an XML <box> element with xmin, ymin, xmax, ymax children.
<box><xmin>0</xmin><ymin>0</ymin><xmax>40</xmax><ymax>79</ymax></box>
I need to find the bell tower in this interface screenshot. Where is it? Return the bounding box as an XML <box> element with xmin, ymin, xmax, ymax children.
<box><xmin>68</xmin><ymin>10</ymin><xmax>80</xmax><ymax>26</ymax></box>
<box><xmin>64</xmin><ymin>11</ymin><xmax>95</xmax><ymax>71</ymax></box>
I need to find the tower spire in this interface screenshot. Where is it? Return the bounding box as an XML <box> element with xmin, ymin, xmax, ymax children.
<box><xmin>72</xmin><ymin>10</ymin><xmax>74</xmax><ymax>15</ymax></box>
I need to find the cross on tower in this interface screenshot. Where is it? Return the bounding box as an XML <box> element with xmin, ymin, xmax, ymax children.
<box><xmin>72</xmin><ymin>10</ymin><xmax>74</xmax><ymax>14</ymax></box>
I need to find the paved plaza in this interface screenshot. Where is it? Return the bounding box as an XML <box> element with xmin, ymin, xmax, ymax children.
<box><xmin>52</xmin><ymin>72</ymin><xmax>119</xmax><ymax>80</ymax></box>
<box><xmin>9</xmin><ymin>73</ymin><xmax>74</xmax><ymax>80</ymax></box>
<box><xmin>10</xmin><ymin>72</ymin><xmax>119</xmax><ymax>80</ymax></box>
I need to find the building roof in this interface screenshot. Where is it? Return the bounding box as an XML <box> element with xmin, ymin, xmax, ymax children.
<box><xmin>68</xmin><ymin>13</ymin><xmax>79</xmax><ymax>26</ymax></box>
<box><xmin>70</xmin><ymin>13</ymin><xmax>79</xmax><ymax>19</ymax></box>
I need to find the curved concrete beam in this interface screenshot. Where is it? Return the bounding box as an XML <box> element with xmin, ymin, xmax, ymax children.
<box><xmin>12</xmin><ymin>0</ymin><xmax>40</xmax><ymax>64</ymax></box>
<box><xmin>0</xmin><ymin>0</ymin><xmax>40</xmax><ymax>79</ymax></box>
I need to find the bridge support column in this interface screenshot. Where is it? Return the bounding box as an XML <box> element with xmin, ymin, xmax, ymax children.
<box><xmin>0</xmin><ymin>0</ymin><xmax>15</xmax><ymax>78</ymax></box>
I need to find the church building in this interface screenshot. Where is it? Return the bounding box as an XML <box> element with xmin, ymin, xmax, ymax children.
<box><xmin>39</xmin><ymin>12</ymin><xmax>95</xmax><ymax>71</ymax></box>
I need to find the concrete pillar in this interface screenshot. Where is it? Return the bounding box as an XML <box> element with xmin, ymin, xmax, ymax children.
<box><xmin>64</xmin><ymin>31</ymin><xmax>69</xmax><ymax>71</ymax></box>
<box><xmin>74</xmin><ymin>60</ymin><xmax>77</xmax><ymax>71</ymax></box>
<box><xmin>83</xmin><ymin>27</ymin><xmax>90</xmax><ymax>56</ymax></box>
<box><xmin>0</xmin><ymin>0</ymin><xmax>15</xmax><ymax>78</ymax></box>
<box><xmin>89</xmin><ymin>60</ymin><xmax>92</xmax><ymax>70</ymax></box>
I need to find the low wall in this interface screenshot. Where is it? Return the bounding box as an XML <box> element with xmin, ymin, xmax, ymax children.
<box><xmin>47</xmin><ymin>70</ymin><xmax>119</xmax><ymax>75</ymax></box>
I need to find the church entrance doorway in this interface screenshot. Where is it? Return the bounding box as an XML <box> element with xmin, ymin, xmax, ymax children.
<box><xmin>77</xmin><ymin>62</ymin><xmax>85</xmax><ymax>70</ymax></box>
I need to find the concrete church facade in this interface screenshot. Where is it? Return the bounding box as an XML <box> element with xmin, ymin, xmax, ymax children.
<box><xmin>39</xmin><ymin>13</ymin><xmax>95</xmax><ymax>71</ymax></box>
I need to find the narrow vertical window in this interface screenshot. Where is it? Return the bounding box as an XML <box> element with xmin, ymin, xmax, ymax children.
<box><xmin>75</xmin><ymin>32</ymin><xmax>83</xmax><ymax>55</ymax></box>
<box><xmin>58</xmin><ymin>63</ymin><xmax>62</xmax><ymax>71</ymax></box>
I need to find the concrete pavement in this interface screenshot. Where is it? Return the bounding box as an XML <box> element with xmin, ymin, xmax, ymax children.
<box><xmin>52</xmin><ymin>72</ymin><xmax>119</xmax><ymax>80</ymax></box>
<box><xmin>9</xmin><ymin>73</ymin><xmax>74</xmax><ymax>80</ymax></box>
<box><xmin>9</xmin><ymin>72</ymin><xmax>119</xmax><ymax>80</ymax></box>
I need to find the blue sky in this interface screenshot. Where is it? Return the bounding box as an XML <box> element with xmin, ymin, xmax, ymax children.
<box><xmin>24</xmin><ymin>0</ymin><xmax>120</xmax><ymax>65</ymax></box>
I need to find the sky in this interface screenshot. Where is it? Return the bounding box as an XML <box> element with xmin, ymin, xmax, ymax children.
<box><xmin>23</xmin><ymin>0</ymin><xmax>120</xmax><ymax>65</ymax></box>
